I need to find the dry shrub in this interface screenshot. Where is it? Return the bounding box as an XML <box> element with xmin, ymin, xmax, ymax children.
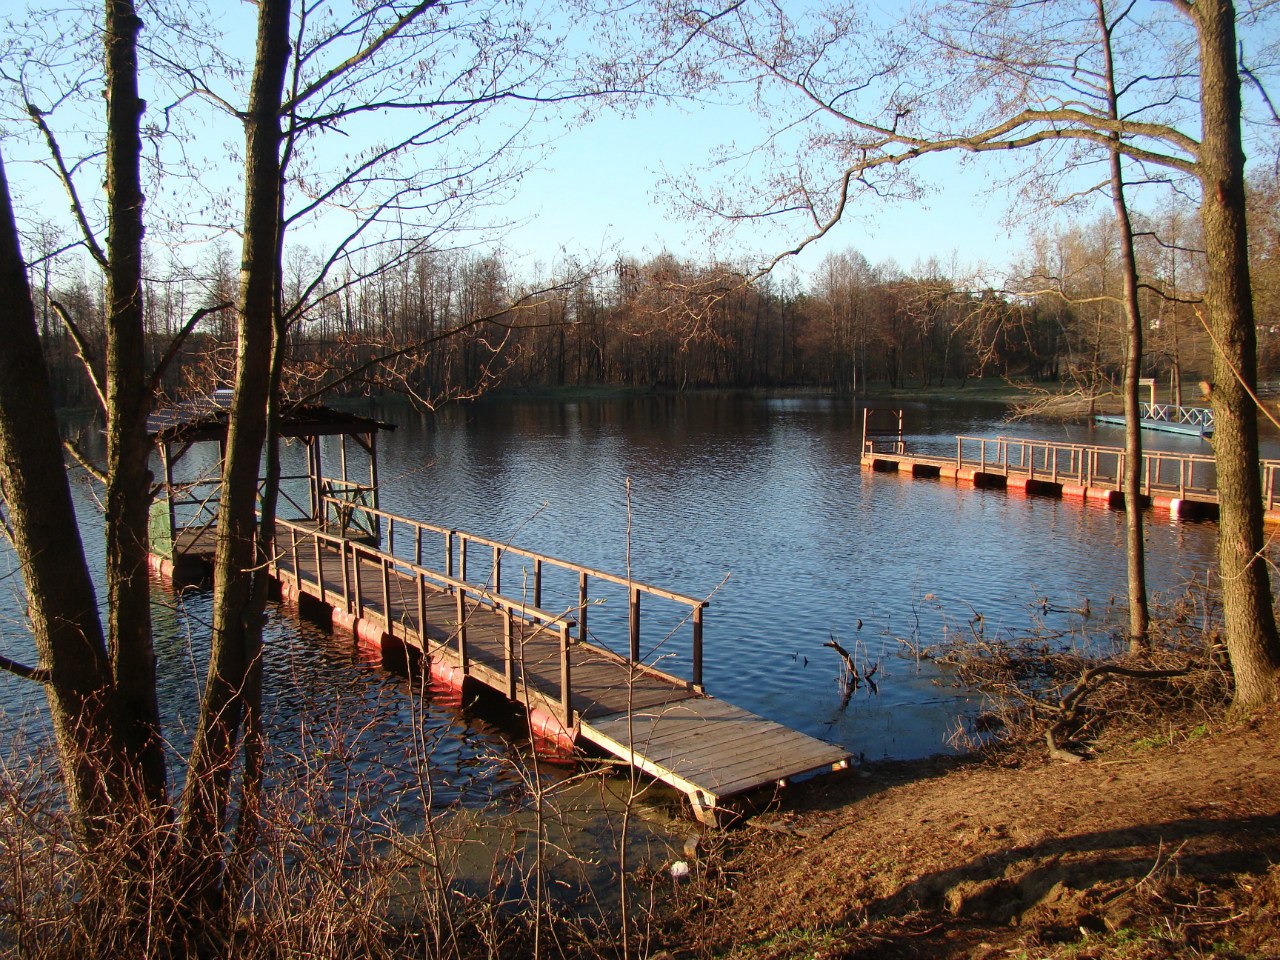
<box><xmin>930</xmin><ymin>585</ymin><xmax>1233</xmax><ymax>760</ymax></box>
<box><xmin>0</xmin><ymin>718</ymin><xmax>674</xmax><ymax>960</ymax></box>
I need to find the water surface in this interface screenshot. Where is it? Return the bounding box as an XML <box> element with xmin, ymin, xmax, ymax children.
<box><xmin>366</xmin><ymin>393</ymin><xmax>1227</xmax><ymax>761</ymax></box>
<box><xmin>0</xmin><ymin>393</ymin><xmax>1235</xmax><ymax>801</ymax></box>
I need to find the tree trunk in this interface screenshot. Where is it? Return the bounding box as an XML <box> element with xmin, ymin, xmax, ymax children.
<box><xmin>1096</xmin><ymin>0</ymin><xmax>1149</xmax><ymax>650</ymax></box>
<box><xmin>1113</xmin><ymin>156</ymin><xmax>1150</xmax><ymax>650</ymax></box>
<box><xmin>1195</xmin><ymin>0</ymin><xmax>1280</xmax><ymax>705</ymax></box>
<box><xmin>0</xmin><ymin>150</ymin><xmax>127</xmax><ymax>832</ymax></box>
<box><xmin>178</xmin><ymin>0</ymin><xmax>291</xmax><ymax>910</ymax></box>
<box><xmin>102</xmin><ymin>0</ymin><xmax>165</xmax><ymax>798</ymax></box>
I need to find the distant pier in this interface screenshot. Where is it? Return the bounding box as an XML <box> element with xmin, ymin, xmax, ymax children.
<box><xmin>861</xmin><ymin>408</ymin><xmax>1280</xmax><ymax>523</ymax></box>
<box><xmin>1095</xmin><ymin>401</ymin><xmax>1215</xmax><ymax>438</ymax></box>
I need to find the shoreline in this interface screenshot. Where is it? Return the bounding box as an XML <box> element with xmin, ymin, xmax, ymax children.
<box><xmin>662</xmin><ymin>705</ymin><xmax>1280</xmax><ymax>959</ymax></box>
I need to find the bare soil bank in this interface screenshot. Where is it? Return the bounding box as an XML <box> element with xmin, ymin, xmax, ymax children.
<box><xmin>663</xmin><ymin>707</ymin><xmax>1280</xmax><ymax>959</ymax></box>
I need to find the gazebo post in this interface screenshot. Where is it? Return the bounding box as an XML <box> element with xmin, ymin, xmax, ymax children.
<box><xmin>311</xmin><ymin>437</ymin><xmax>324</xmax><ymax>522</ymax></box>
<box><xmin>163</xmin><ymin>442</ymin><xmax>177</xmax><ymax>549</ymax></box>
<box><xmin>368</xmin><ymin>431</ymin><xmax>380</xmax><ymax>542</ymax></box>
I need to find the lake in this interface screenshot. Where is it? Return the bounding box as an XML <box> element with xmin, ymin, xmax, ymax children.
<box><xmin>0</xmin><ymin>392</ymin><xmax>1236</xmax><ymax>814</ymax></box>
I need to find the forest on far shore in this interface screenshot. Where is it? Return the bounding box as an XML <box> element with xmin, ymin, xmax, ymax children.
<box><xmin>32</xmin><ymin>175</ymin><xmax>1280</xmax><ymax>411</ymax></box>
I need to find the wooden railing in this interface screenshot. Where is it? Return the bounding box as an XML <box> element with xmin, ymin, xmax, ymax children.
<box><xmin>169</xmin><ymin>473</ymin><xmax>313</xmax><ymax>550</ymax></box>
<box><xmin>318</xmin><ymin>496</ymin><xmax>708</xmax><ymax>688</ymax></box>
<box><xmin>1265</xmin><ymin>462</ymin><xmax>1280</xmax><ymax>514</ymax></box>
<box><xmin>319</xmin><ymin>479</ymin><xmax>378</xmax><ymax>539</ymax></box>
<box><xmin>861</xmin><ymin>407</ymin><xmax>905</xmax><ymax>454</ymax></box>
<box><xmin>949</xmin><ymin>435</ymin><xmax>1280</xmax><ymax>507</ymax></box>
<box><xmin>274</xmin><ymin>515</ymin><xmax>580</xmax><ymax>726</ymax></box>
<box><xmin>863</xmin><ymin>412</ymin><xmax>1280</xmax><ymax>514</ymax></box>
<box><xmin>954</xmin><ymin>435</ymin><xmax>1225</xmax><ymax>498</ymax></box>
<box><xmin>1141</xmin><ymin>401</ymin><xmax>1214</xmax><ymax>431</ymax></box>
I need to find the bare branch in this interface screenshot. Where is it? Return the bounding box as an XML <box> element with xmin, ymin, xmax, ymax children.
<box><xmin>62</xmin><ymin>438</ymin><xmax>107</xmax><ymax>485</ymax></box>
<box><xmin>46</xmin><ymin>297</ymin><xmax>106</xmax><ymax>413</ymax></box>
<box><xmin>1240</xmin><ymin>56</ymin><xmax>1280</xmax><ymax>125</ymax></box>
<box><xmin>148</xmin><ymin>300</ymin><xmax>233</xmax><ymax>392</ymax></box>
<box><xmin>25</xmin><ymin>106</ymin><xmax>108</xmax><ymax>269</ymax></box>
<box><xmin>0</xmin><ymin>653</ymin><xmax>50</xmax><ymax>684</ymax></box>
<box><xmin>283</xmin><ymin>1</ymin><xmax>440</xmax><ymax>112</ymax></box>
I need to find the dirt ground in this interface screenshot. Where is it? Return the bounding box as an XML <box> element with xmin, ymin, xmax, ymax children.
<box><xmin>663</xmin><ymin>706</ymin><xmax>1280</xmax><ymax>960</ymax></box>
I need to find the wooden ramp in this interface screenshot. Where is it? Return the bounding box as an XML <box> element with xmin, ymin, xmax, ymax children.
<box><xmin>265</xmin><ymin>510</ymin><xmax>850</xmax><ymax>824</ymax></box>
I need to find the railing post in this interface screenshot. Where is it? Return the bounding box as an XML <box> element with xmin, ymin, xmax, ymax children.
<box><xmin>341</xmin><ymin>540</ymin><xmax>351</xmax><ymax>611</ymax></box>
<box><xmin>629</xmin><ymin>586</ymin><xmax>641</xmax><ymax>663</ymax></box>
<box><xmin>456</xmin><ymin>588</ymin><xmax>469</xmax><ymax>672</ymax></box>
<box><xmin>578</xmin><ymin>571</ymin><xmax>589</xmax><ymax>644</ymax></box>
<box><xmin>445</xmin><ymin>530</ymin><xmax>454</xmax><ymax>580</ymax></box>
<box><xmin>559</xmin><ymin>620</ymin><xmax>573</xmax><ymax>729</ymax></box>
<box><xmin>493</xmin><ymin>544</ymin><xmax>501</xmax><ymax>594</ymax></box>
<box><xmin>415</xmin><ymin>526</ymin><xmax>422</xmax><ymax>568</ymax></box>
<box><xmin>459</xmin><ymin>537</ymin><xmax>468</xmax><ymax>584</ymax></box>
<box><xmin>352</xmin><ymin>546</ymin><xmax>364</xmax><ymax>620</ymax></box>
<box><xmin>289</xmin><ymin>526</ymin><xmax>298</xmax><ymax>580</ymax></box>
<box><xmin>503</xmin><ymin>608</ymin><xmax>516</xmax><ymax>700</ymax></box>
<box><xmin>313</xmin><ymin>534</ymin><xmax>325</xmax><ymax>605</ymax></box>
<box><xmin>416</xmin><ymin>570</ymin><xmax>427</xmax><ymax>650</ymax></box>
<box><xmin>534</xmin><ymin>558</ymin><xmax>543</xmax><ymax>609</ymax></box>
<box><xmin>692</xmin><ymin>604</ymin><xmax>704</xmax><ymax>690</ymax></box>
<box><xmin>381</xmin><ymin>555</ymin><xmax>392</xmax><ymax>631</ymax></box>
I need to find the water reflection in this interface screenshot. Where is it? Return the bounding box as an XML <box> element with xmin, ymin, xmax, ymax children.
<box><xmin>370</xmin><ymin>393</ymin><xmax>1226</xmax><ymax>761</ymax></box>
<box><xmin>0</xmin><ymin>394</ymin><xmax>1234</xmax><ymax>792</ymax></box>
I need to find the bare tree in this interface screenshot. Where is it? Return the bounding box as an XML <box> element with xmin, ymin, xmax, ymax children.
<box><xmin>0</xmin><ymin>0</ymin><xmax>644</xmax><ymax>945</ymax></box>
<box><xmin>659</xmin><ymin>0</ymin><xmax>1280</xmax><ymax>704</ymax></box>
<box><xmin>1094</xmin><ymin>0</ymin><xmax>1150</xmax><ymax>648</ymax></box>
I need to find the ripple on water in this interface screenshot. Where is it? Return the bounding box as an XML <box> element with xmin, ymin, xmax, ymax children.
<box><xmin>0</xmin><ymin>395</ymin><xmax>1232</xmax><ymax>784</ymax></box>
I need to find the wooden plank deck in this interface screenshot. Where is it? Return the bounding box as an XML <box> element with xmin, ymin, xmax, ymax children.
<box><xmin>263</xmin><ymin>521</ymin><xmax>850</xmax><ymax>823</ymax></box>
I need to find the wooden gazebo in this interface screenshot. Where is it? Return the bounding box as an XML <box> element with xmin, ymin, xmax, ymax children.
<box><xmin>146</xmin><ymin>390</ymin><xmax>394</xmax><ymax>580</ymax></box>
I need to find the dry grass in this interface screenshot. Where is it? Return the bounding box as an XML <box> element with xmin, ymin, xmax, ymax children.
<box><xmin>0</xmin><ymin>715</ymin><xmax>679</xmax><ymax>960</ymax></box>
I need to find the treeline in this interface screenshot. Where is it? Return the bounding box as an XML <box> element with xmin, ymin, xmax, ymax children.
<box><xmin>33</xmin><ymin>186</ymin><xmax>1280</xmax><ymax>407</ymax></box>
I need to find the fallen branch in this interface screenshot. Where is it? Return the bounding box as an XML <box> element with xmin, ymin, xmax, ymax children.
<box><xmin>1047</xmin><ymin>661</ymin><xmax>1194</xmax><ymax>761</ymax></box>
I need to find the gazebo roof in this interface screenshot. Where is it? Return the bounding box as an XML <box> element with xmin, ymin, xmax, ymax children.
<box><xmin>147</xmin><ymin>390</ymin><xmax>395</xmax><ymax>444</ymax></box>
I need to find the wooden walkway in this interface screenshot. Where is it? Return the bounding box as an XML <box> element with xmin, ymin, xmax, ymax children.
<box><xmin>861</xmin><ymin>423</ymin><xmax>1280</xmax><ymax>523</ymax></box>
<box><xmin>260</xmin><ymin>504</ymin><xmax>849</xmax><ymax>824</ymax></box>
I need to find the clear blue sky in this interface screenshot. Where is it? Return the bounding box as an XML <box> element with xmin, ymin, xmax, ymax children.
<box><xmin>494</xmin><ymin>100</ymin><xmax>1038</xmax><ymax>285</ymax></box>
<box><xmin>0</xmin><ymin>0</ymin><xmax>1160</xmax><ymax>292</ymax></box>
